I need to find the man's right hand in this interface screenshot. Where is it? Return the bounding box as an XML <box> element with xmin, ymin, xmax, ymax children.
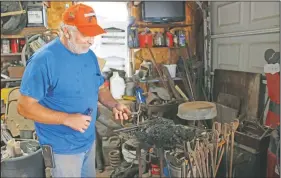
<box><xmin>63</xmin><ymin>114</ymin><xmax>92</xmax><ymax>133</ymax></box>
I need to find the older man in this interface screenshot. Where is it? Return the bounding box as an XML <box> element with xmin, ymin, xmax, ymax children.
<box><xmin>17</xmin><ymin>3</ymin><xmax>130</xmax><ymax>177</ymax></box>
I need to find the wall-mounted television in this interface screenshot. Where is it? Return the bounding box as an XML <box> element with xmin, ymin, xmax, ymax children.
<box><xmin>141</xmin><ymin>1</ymin><xmax>186</xmax><ymax>23</ymax></box>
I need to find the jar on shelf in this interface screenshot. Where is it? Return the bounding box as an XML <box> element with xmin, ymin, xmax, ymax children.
<box><xmin>2</xmin><ymin>39</ymin><xmax>10</xmax><ymax>54</ymax></box>
<box><xmin>178</xmin><ymin>30</ymin><xmax>186</xmax><ymax>47</ymax></box>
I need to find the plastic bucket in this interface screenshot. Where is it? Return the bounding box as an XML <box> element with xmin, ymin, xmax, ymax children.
<box><xmin>1</xmin><ymin>140</ymin><xmax>45</xmax><ymax>177</ymax></box>
<box><xmin>164</xmin><ymin>64</ymin><xmax>177</xmax><ymax>78</ymax></box>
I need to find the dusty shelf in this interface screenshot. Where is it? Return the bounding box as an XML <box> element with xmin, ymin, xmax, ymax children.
<box><xmin>132</xmin><ymin>23</ymin><xmax>193</xmax><ymax>29</ymax></box>
<box><xmin>129</xmin><ymin>46</ymin><xmax>187</xmax><ymax>50</ymax></box>
<box><xmin>1</xmin><ymin>27</ymin><xmax>47</xmax><ymax>39</ymax></box>
<box><xmin>139</xmin><ymin>77</ymin><xmax>182</xmax><ymax>83</ymax></box>
<box><xmin>1</xmin><ymin>78</ymin><xmax>22</xmax><ymax>82</ymax></box>
<box><xmin>1</xmin><ymin>53</ymin><xmax>22</xmax><ymax>57</ymax></box>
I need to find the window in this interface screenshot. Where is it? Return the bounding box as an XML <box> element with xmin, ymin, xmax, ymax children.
<box><xmin>81</xmin><ymin>2</ymin><xmax>128</xmax><ymax>22</ymax></box>
<box><xmin>80</xmin><ymin>2</ymin><xmax>130</xmax><ymax>75</ymax></box>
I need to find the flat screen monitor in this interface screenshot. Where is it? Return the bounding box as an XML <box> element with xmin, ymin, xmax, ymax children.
<box><xmin>141</xmin><ymin>1</ymin><xmax>186</xmax><ymax>23</ymax></box>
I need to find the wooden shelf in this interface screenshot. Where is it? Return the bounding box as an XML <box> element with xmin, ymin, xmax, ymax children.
<box><xmin>132</xmin><ymin>23</ymin><xmax>193</xmax><ymax>29</ymax></box>
<box><xmin>129</xmin><ymin>46</ymin><xmax>187</xmax><ymax>50</ymax></box>
<box><xmin>139</xmin><ymin>77</ymin><xmax>182</xmax><ymax>83</ymax></box>
<box><xmin>1</xmin><ymin>53</ymin><xmax>22</xmax><ymax>57</ymax></box>
<box><xmin>0</xmin><ymin>34</ymin><xmax>25</xmax><ymax>39</ymax></box>
<box><xmin>1</xmin><ymin>27</ymin><xmax>47</xmax><ymax>39</ymax></box>
<box><xmin>1</xmin><ymin>78</ymin><xmax>22</xmax><ymax>82</ymax></box>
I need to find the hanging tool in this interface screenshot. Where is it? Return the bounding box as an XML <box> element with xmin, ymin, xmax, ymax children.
<box><xmin>178</xmin><ymin>71</ymin><xmax>194</xmax><ymax>100</ymax></box>
<box><xmin>208</xmin><ymin>143</ymin><xmax>215</xmax><ymax>177</ymax></box>
<box><xmin>147</xmin><ymin>48</ymin><xmax>169</xmax><ymax>90</ymax></box>
<box><xmin>223</xmin><ymin>123</ymin><xmax>230</xmax><ymax>177</ymax></box>
<box><xmin>184</xmin><ymin>141</ymin><xmax>194</xmax><ymax>178</ymax></box>
<box><xmin>229</xmin><ymin>119</ymin><xmax>239</xmax><ymax>177</ymax></box>
<box><xmin>203</xmin><ymin>144</ymin><xmax>210</xmax><ymax>178</ymax></box>
<box><xmin>175</xmin><ymin>85</ymin><xmax>189</xmax><ymax>101</ymax></box>
<box><xmin>199</xmin><ymin>147</ymin><xmax>207</xmax><ymax>178</ymax></box>
<box><xmin>212</xmin><ymin>123</ymin><xmax>220</xmax><ymax>169</ymax></box>
<box><xmin>161</xmin><ymin>65</ymin><xmax>182</xmax><ymax>100</ymax></box>
<box><xmin>187</xmin><ymin>142</ymin><xmax>203</xmax><ymax>177</ymax></box>
<box><xmin>177</xmin><ymin>58</ymin><xmax>195</xmax><ymax>100</ymax></box>
<box><xmin>215</xmin><ymin>147</ymin><xmax>225</xmax><ymax>176</ymax></box>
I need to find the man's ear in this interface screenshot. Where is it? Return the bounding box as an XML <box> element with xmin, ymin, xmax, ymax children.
<box><xmin>62</xmin><ymin>27</ymin><xmax>70</xmax><ymax>39</ymax></box>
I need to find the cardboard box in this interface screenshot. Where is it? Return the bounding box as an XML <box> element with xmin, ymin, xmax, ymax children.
<box><xmin>8</xmin><ymin>66</ymin><xmax>25</xmax><ymax>78</ymax></box>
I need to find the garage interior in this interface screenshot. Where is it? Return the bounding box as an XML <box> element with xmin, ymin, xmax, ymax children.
<box><xmin>0</xmin><ymin>1</ymin><xmax>280</xmax><ymax>178</ymax></box>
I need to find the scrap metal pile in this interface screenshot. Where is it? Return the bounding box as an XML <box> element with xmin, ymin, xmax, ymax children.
<box><xmin>133</xmin><ymin>118</ymin><xmax>196</xmax><ymax>149</ymax></box>
<box><xmin>117</xmin><ymin>117</ymin><xmax>198</xmax><ymax>148</ymax></box>
<box><xmin>112</xmin><ymin>116</ymin><xmax>243</xmax><ymax>178</ymax></box>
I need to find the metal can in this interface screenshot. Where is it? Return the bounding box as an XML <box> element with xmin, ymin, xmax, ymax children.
<box><xmin>178</xmin><ymin>30</ymin><xmax>186</xmax><ymax>47</ymax></box>
<box><xmin>19</xmin><ymin>39</ymin><xmax>26</xmax><ymax>52</ymax></box>
<box><xmin>10</xmin><ymin>39</ymin><xmax>19</xmax><ymax>53</ymax></box>
<box><xmin>173</xmin><ymin>34</ymin><xmax>178</xmax><ymax>47</ymax></box>
<box><xmin>2</xmin><ymin>39</ymin><xmax>10</xmax><ymax>54</ymax></box>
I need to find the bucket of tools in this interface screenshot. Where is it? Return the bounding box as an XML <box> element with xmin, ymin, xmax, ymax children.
<box><xmin>1</xmin><ymin>140</ymin><xmax>45</xmax><ymax>177</ymax></box>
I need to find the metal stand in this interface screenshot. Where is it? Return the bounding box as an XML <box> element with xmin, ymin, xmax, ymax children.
<box><xmin>137</xmin><ymin>145</ymin><xmax>142</xmax><ymax>178</ymax></box>
<box><xmin>159</xmin><ymin>147</ymin><xmax>164</xmax><ymax>178</ymax></box>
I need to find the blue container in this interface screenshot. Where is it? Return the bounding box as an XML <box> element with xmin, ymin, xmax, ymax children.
<box><xmin>135</xmin><ymin>86</ymin><xmax>146</xmax><ymax>103</ymax></box>
<box><xmin>164</xmin><ymin>166</ymin><xmax>170</xmax><ymax>177</ymax></box>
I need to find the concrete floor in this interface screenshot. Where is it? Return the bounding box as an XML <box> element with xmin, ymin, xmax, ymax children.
<box><xmin>46</xmin><ymin>167</ymin><xmax>158</xmax><ymax>177</ymax></box>
<box><xmin>46</xmin><ymin>168</ymin><xmax>112</xmax><ymax>177</ymax></box>
<box><xmin>96</xmin><ymin>171</ymin><xmax>111</xmax><ymax>177</ymax></box>
<box><xmin>96</xmin><ymin>167</ymin><xmax>113</xmax><ymax>177</ymax></box>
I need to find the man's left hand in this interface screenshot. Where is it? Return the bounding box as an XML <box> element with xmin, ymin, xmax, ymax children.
<box><xmin>112</xmin><ymin>103</ymin><xmax>131</xmax><ymax>120</ymax></box>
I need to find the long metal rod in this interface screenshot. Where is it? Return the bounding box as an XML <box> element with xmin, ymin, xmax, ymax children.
<box><xmin>147</xmin><ymin>48</ymin><xmax>169</xmax><ymax>90</ymax></box>
<box><xmin>137</xmin><ymin>145</ymin><xmax>142</xmax><ymax>178</ymax></box>
<box><xmin>159</xmin><ymin>147</ymin><xmax>164</xmax><ymax>178</ymax></box>
<box><xmin>184</xmin><ymin>142</ymin><xmax>194</xmax><ymax>178</ymax></box>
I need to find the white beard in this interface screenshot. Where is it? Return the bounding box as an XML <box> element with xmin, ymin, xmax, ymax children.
<box><xmin>67</xmin><ymin>39</ymin><xmax>89</xmax><ymax>54</ymax></box>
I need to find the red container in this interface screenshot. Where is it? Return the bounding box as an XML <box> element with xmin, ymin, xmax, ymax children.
<box><xmin>10</xmin><ymin>39</ymin><xmax>19</xmax><ymax>53</ymax></box>
<box><xmin>166</xmin><ymin>32</ymin><xmax>174</xmax><ymax>47</ymax></box>
<box><xmin>19</xmin><ymin>39</ymin><xmax>26</xmax><ymax>52</ymax></box>
<box><xmin>265</xmin><ymin>73</ymin><xmax>280</xmax><ymax>128</ymax></box>
<box><xmin>138</xmin><ymin>33</ymin><xmax>153</xmax><ymax>48</ymax></box>
<box><xmin>266</xmin><ymin>150</ymin><xmax>279</xmax><ymax>178</ymax></box>
<box><xmin>151</xmin><ymin>164</ymin><xmax>160</xmax><ymax>175</ymax></box>
<box><xmin>265</xmin><ymin>73</ymin><xmax>280</xmax><ymax>104</ymax></box>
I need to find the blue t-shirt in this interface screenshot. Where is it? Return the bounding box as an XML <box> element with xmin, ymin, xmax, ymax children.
<box><xmin>20</xmin><ymin>38</ymin><xmax>104</xmax><ymax>154</ymax></box>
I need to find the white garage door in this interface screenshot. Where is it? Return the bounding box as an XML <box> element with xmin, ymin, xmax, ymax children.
<box><xmin>211</xmin><ymin>2</ymin><xmax>280</xmax><ymax>73</ymax></box>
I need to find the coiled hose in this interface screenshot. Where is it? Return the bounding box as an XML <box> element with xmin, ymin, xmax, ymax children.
<box><xmin>21</xmin><ymin>30</ymin><xmax>59</xmax><ymax>66</ymax></box>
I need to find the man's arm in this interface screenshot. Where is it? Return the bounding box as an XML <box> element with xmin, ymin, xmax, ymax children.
<box><xmin>17</xmin><ymin>95</ymin><xmax>68</xmax><ymax>124</ymax></box>
<box><xmin>17</xmin><ymin>95</ymin><xmax>91</xmax><ymax>133</ymax></box>
<box><xmin>98</xmin><ymin>85</ymin><xmax>119</xmax><ymax>110</ymax></box>
<box><xmin>98</xmin><ymin>84</ymin><xmax>131</xmax><ymax>120</ymax></box>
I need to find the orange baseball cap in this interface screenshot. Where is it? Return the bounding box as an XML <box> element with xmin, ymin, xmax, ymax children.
<box><xmin>62</xmin><ymin>3</ymin><xmax>106</xmax><ymax>37</ymax></box>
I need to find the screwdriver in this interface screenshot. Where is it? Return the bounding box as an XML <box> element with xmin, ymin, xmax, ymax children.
<box><xmin>84</xmin><ymin>108</ymin><xmax>93</xmax><ymax>122</ymax></box>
